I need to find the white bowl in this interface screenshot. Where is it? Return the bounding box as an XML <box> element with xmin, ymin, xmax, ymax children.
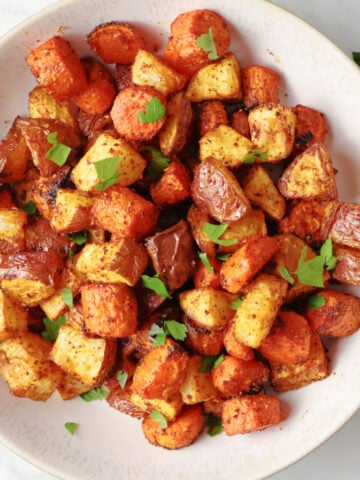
<box><xmin>0</xmin><ymin>1</ymin><xmax>359</xmax><ymax>479</ymax></box>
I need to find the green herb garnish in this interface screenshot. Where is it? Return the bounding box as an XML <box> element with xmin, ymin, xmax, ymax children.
<box><xmin>94</xmin><ymin>155</ymin><xmax>121</xmax><ymax>191</ymax></box>
<box><xmin>199</xmin><ymin>252</ymin><xmax>214</xmax><ymax>273</ymax></box>
<box><xmin>62</xmin><ymin>288</ymin><xmax>73</xmax><ymax>309</ymax></box>
<box><xmin>141</xmin><ymin>273</ymin><xmax>172</xmax><ymax>298</ymax></box>
<box><xmin>146</xmin><ymin>146</ymin><xmax>170</xmax><ymax>178</ymax></box>
<box><xmin>352</xmin><ymin>52</ymin><xmax>360</xmax><ymax>67</ymax></box>
<box><xmin>203</xmin><ymin>222</ymin><xmax>238</xmax><ymax>246</ymax></box>
<box><xmin>80</xmin><ymin>386</ymin><xmax>108</xmax><ymax>402</ymax></box>
<box><xmin>229</xmin><ymin>294</ymin><xmax>243</xmax><ymax>310</ymax></box>
<box><xmin>199</xmin><ymin>354</ymin><xmax>224</xmax><ymax>373</ymax></box>
<box><xmin>116</xmin><ymin>370</ymin><xmax>128</xmax><ymax>389</ymax></box>
<box><xmin>65</xmin><ymin>422</ymin><xmax>78</xmax><ymax>435</ymax></box>
<box><xmin>150</xmin><ymin>410</ymin><xmax>168</xmax><ymax>429</ymax></box>
<box><xmin>21</xmin><ymin>201</ymin><xmax>37</xmax><ymax>215</ymax></box>
<box><xmin>205</xmin><ymin>413</ymin><xmax>224</xmax><ymax>437</ymax></box>
<box><xmin>67</xmin><ymin>230</ymin><xmax>88</xmax><ymax>246</ymax></box>
<box><xmin>138</xmin><ymin>97</ymin><xmax>165</xmax><ymax>123</ymax></box>
<box><xmin>242</xmin><ymin>149</ymin><xmax>268</xmax><ymax>164</ymax></box>
<box><xmin>196</xmin><ymin>27</ymin><xmax>219</xmax><ymax>60</ymax></box>
<box><xmin>41</xmin><ymin>315</ymin><xmax>66</xmax><ymax>342</ymax></box>
<box><xmin>279</xmin><ymin>266</ymin><xmax>295</xmax><ymax>285</ymax></box>
<box><xmin>294</xmin><ymin>248</ymin><xmax>326</xmax><ymax>288</ymax></box>
<box><xmin>320</xmin><ymin>238</ymin><xmax>337</xmax><ymax>270</ymax></box>
<box><xmin>216</xmin><ymin>253</ymin><xmax>231</xmax><ymax>262</ymax></box>
<box><xmin>149</xmin><ymin>320</ymin><xmax>188</xmax><ymax>347</ymax></box>
<box><xmin>45</xmin><ymin>132</ymin><xmax>71</xmax><ymax>166</ymax></box>
<box><xmin>308</xmin><ymin>295</ymin><xmax>326</xmax><ymax>310</ymax></box>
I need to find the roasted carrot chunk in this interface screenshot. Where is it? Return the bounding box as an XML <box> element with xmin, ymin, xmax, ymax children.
<box><xmin>26</xmin><ymin>36</ymin><xmax>87</xmax><ymax>102</ymax></box>
<box><xmin>197</xmin><ymin>100</ymin><xmax>228</xmax><ymax>136</ymax></box>
<box><xmin>242</xmin><ymin>65</ymin><xmax>280</xmax><ymax>109</ymax></box>
<box><xmin>150</xmin><ymin>160</ymin><xmax>192</xmax><ymax>207</ymax></box>
<box><xmin>110</xmin><ymin>86</ymin><xmax>167</xmax><ymax>141</ymax></box>
<box><xmin>0</xmin><ymin>120</ymin><xmax>30</xmax><ymax>184</ymax></box>
<box><xmin>87</xmin><ymin>21</ymin><xmax>146</xmax><ymax>64</ymax></box>
<box><xmin>292</xmin><ymin>104</ymin><xmax>328</xmax><ymax>154</ymax></box>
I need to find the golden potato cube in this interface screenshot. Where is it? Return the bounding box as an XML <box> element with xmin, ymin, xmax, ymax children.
<box><xmin>0</xmin><ymin>289</ymin><xmax>28</xmax><ymax>341</ymax></box>
<box><xmin>278</xmin><ymin>143</ymin><xmax>337</xmax><ymax>201</ymax></box>
<box><xmin>0</xmin><ymin>207</ymin><xmax>27</xmax><ymax>254</ymax></box>
<box><xmin>0</xmin><ymin>333</ymin><xmax>63</xmax><ymax>401</ymax></box>
<box><xmin>132</xmin><ymin>49</ymin><xmax>187</xmax><ymax>96</ymax></box>
<box><xmin>199</xmin><ymin>124</ymin><xmax>254</xmax><ymax>168</ymax></box>
<box><xmin>248</xmin><ymin>103</ymin><xmax>296</xmax><ymax>162</ymax></box>
<box><xmin>130</xmin><ymin>392</ymin><xmax>183</xmax><ymax>421</ymax></box>
<box><xmin>242</xmin><ymin>165</ymin><xmax>286</xmax><ymax>221</ymax></box>
<box><xmin>71</xmin><ymin>132</ymin><xmax>147</xmax><ymax>192</ymax></box>
<box><xmin>57</xmin><ymin>371</ymin><xmax>93</xmax><ymax>400</ymax></box>
<box><xmin>186</xmin><ymin>53</ymin><xmax>242</xmax><ymax>102</ymax></box>
<box><xmin>75</xmin><ymin>239</ymin><xmax>148</xmax><ymax>286</ymax></box>
<box><xmin>269</xmin><ymin>332</ymin><xmax>330</xmax><ymax>392</ymax></box>
<box><xmin>179</xmin><ymin>355</ymin><xmax>219</xmax><ymax>404</ymax></box>
<box><xmin>50</xmin><ymin>324</ymin><xmax>116</xmax><ymax>386</ymax></box>
<box><xmin>179</xmin><ymin>287</ymin><xmax>236</xmax><ymax>331</ymax></box>
<box><xmin>50</xmin><ymin>188</ymin><xmax>95</xmax><ymax>234</ymax></box>
<box><xmin>234</xmin><ymin>273</ymin><xmax>287</xmax><ymax>348</ymax></box>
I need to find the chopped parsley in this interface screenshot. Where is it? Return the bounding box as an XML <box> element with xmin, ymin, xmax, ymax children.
<box><xmin>41</xmin><ymin>315</ymin><xmax>66</xmax><ymax>342</ymax></box>
<box><xmin>141</xmin><ymin>273</ymin><xmax>172</xmax><ymax>298</ymax></box>
<box><xmin>138</xmin><ymin>97</ymin><xmax>165</xmax><ymax>123</ymax></box>
<box><xmin>21</xmin><ymin>201</ymin><xmax>37</xmax><ymax>215</ymax></box>
<box><xmin>80</xmin><ymin>386</ymin><xmax>108</xmax><ymax>402</ymax></box>
<box><xmin>308</xmin><ymin>295</ymin><xmax>326</xmax><ymax>310</ymax></box>
<box><xmin>199</xmin><ymin>252</ymin><xmax>214</xmax><ymax>273</ymax></box>
<box><xmin>67</xmin><ymin>230</ymin><xmax>88</xmax><ymax>246</ymax></box>
<box><xmin>229</xmin><ymin>294</ymin><xmax>243</xmax><ymax>310</ymax></box>
<box><xmin>149</xmin><ymin>320</ymin><xmax>188</xmax><ymax>347</ymax></box>
<box><xmin>64</xmin><ymin>422</ymin><xmax>78</xmax><ymax>435</ymax></box>
<box><xmin>199</xmin><ymin>354</ymin><xmax>224</xmax><ymax>373</ymax></box>
<box><xmin>150</xmin><ymin>410</ymin><xmax>168</xmax><ymax>429</ymax></box>
<box><xmin>203</xmin><ymin>222</ymin><xmax>238</xmax><ymax>246</ymax></box>
<box><xmin>196</xmin><ymin>27</ymin><xmax>219</xmax><ymax>60</ymax></box>
<box><xmin>94</xmin><ymin>155</ymin><xmax>121</xmax><ymax>191</ymax></box>
<box><xmin>62</xmin><ymin>288</ymin><xmax>73</xmax><ymax>309</ymax></box>
<box><xmin>146</xmin><ymin>146</ymin><xmax>170</xmax><ymax>178</ymax></box>
<box><xmin>45</xmin><ymin>131</ymin><xmax>71</xmax><ymax>166</ymax></box>
<box><xmin>116</xmin><ymin>370</ymin><xmax>128</xmax><ymax>389</ymax></box>
<box><xmin>242</xmin><ymin>149</ymin><xmax>268</xmax><ymax>164</ymax></box>
<box><xmin>205</xmin><ymin>413</ymin><xmax>223</xmax><ymax>437</ymax></box>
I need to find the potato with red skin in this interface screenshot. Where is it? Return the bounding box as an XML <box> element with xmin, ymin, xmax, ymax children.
<box><xmin>242</xmin><ymin>65</ymin><xmax>280</xmax><ymax>109</ymax></box>
<box><xmin>163</xmin><ymin>9</ymin><xmax>231</xmax><ymax>77</ymax></box>
<box><xmin>110</xmin><ymin>86</ymin><xmax>166</xmax><ymax>141</ymax></box>
<box><xmin>0</xmin><ymin>119</ymin><xmax>30</xmax><ymax>184</ymax></box>
<box><xmin>142</xmin><ymin>404</ymin><xmax>204</xmax><ymax>449</ymax></box>
<box><xmin>197</xmin><ymin>100</ymin><xmax>228</xmax><ymax>136</ymax></box>
<box><xmin>292</xmin><ymin>104</ymin><xmax>328</xmax><ymax>154</ymax></box>
<box><xmin>332</xmin><ymin>244</ymin><xmax>360</xmax><ymax>286</ymax></box>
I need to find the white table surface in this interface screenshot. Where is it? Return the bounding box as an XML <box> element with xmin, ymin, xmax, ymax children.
<box><xmin>0</xmin><ymin>0</ymin><xmax>359</xmax><ymax>479</ymax></box>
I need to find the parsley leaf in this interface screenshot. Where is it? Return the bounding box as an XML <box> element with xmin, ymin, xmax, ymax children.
<box><xmin>94</xmin><ymin>155</ymin><xmax>121</xmax><ymax>191</ymax></box>
<box><xmin>138</xmin><ymin>97</ymin><xmax>165</xmax><ymax>123</ymax></box>
<box><xmin>196</xmin><ymin>27</ymin><xmax>219</xmax><ymax>60</ymax></box>
<box><xmin>203</xmin><ymin>222</ymin><xmax>238</xmax><ymax>246</ymax></box>
<box><xmin>294</xmin><ymin>247</ymin><xmax>325</xmax><ymax>288</ymax></box>
<box><xmin>62</xmin><ymin>288</ymin><xmax>73</xmax><ymax>309</ymax></box>
<box><xmin>242</xmin><ymin>149</ymin><xmax>268</xmax><ymax>164</ymax></box>
<box><xmin>229</xmin><ymin>294</ymin><xmax>243</xmax><ymax>310</ymax></box>
<box><xmin>352</xmin><ymin>52</ymin><xmax>360</xmax><ymax>67</ymax></box>
<box><xmin>279</xmin><ymin>266</ymin><xmax>295</xmax><ymax>285</ymax></box>
<box><xmin>41</xmin><ymin>315</ymin><xmax>66</xmax><ymax>342</ymax></box>
<box><xmin>21</xmin><ymin>201</ymin><xmax>37</xmax><ymax>215</ymax></box>
<box><xmin>199</xmin><ymin>252</ymin><xmax>214</xmax><ymax>273</ymax></box>
<box><xmin>199</xmin><ymin>354</ymin><xmax>224</xmax><ymax>373</ymax></box>
<box><xmin>45</xmin><ymin>132</ymin><xmax>71</xmax><ymax>166</ymax></box>
<box><xmin>216</xmin><ymin>253</ymin><xmax>231</xmax><ymax>262</ymax></box>
<box><xmin>149</xmin><ymin>320</ymin><xmax>188</xmax><ymax>347</ymax></box>
<box><xmin>308</xmin><ymin>295</ymin><xmax>326</xmax><ymax>310</ymax></box>
<box><xmin>150</xmin><ymin>410</ymin><xmax>168</xmax><ymax>429</ymax></box>
<box><xmin>116</xmin><ymin>370</ymin><xmax>128</xmax><ymax>389</ymax></box>
<box><xmin>146</xmin><ymin>146</ymin><xmax>170</xmax><ymax>178</ymax></box>
<box><xmin>320</xmin><ymin>238</ymin><xmax>337</xmax><ymax>270</ymax></box>
<box><xmin>205</xmin><ymin>413</ymin><xmax>223</xmax><ymax>437</ymax></box>
<box><xmin>141</xmin><ymin>273</ymin><xmax>172</xmax><ymax>298</ymax></box>
<box><xmin>67</xmin><ymin>230</ymin><xmax>88</xmax><ymax>246</ymax></box>
<box><xmin>64</xmin><ymin>422</ymin><xmax>78</xmax><ymax>435</ymax></box>
<box><xmin>80</xmin><ymin>386</ymin><xmax>108</xmax><ymax>402</ymax></box>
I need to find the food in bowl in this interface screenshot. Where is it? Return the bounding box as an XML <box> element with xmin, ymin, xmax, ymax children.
<box><xmin>0</xmin><ymin>7</ymin><xmax>359</xmax><ymax>451</ymax></box>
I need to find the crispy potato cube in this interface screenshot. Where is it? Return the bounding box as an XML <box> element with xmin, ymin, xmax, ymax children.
<box><xmin>179</xmin><ymin>287</ymin><xmax>236</xmax><ymax>331</ymax></box>
<box><xmin>163</xmin><ymin>9</ymin><xmax>230</xmax><ymax>76</ymax></box>
<box><xmin>183</xmin><ymin>315</ymin><xmax>224</xmax><ymax>356</ymax></box>
<box><xmin>72</xmin><ymin>57</ymin><xmax>116</xmax><ymax>115</ymax></box>
<box><xmin>259</xmin><ymin>310</ymin><xmax>312</xmax><ymax>364</ymax></box>
<box><xmin>0</xmin><ymin>333</ymin><xmax>62</xmax><ymax>401</ymax></box>
<box><xmin>26</xmin><ymin>35</ymin><xmax>87</xmax><ymax>102</ymax></box>
<box><xmin>233</xmin><ymin>273</ymin><xmax>287</xmax><ymax>348</ymax></box>
<box><xmin>186</xmin><ymin>53</ymin><xmax>242</xmax><ymax>102</ymax></box>
<box><xmin>242</xmin><ymin>65</ymin><xmax>280</xmax><ymax>109</ymax></box>
<box><xmin>104</xmin><ymin>376</ymin><xmax>144</xmax><ymax>419</ymax></box>
<box><xmin>179</xmin><ymin>355</ymin><xmax>219</xmax><ymax>404</ymax></box>
<box><xmin>197</xmin><ymin>100</ymin><xmax>228</xmax><ymax>136</ymax></box>
<box><xmin>51</xmin><ymin>324</ymin><xmax>116</xmax><ymax>386</ymax></box>
<box><xmin>217</xmin><ymin>208</ymin><xmax>267</xmax><ymax>254</ymax></box>
<box><xmin>0</xmin><ymin>251</ymin><xmax>64</xmax><ymax>307</ymax></box>
<box><xmin>332</xmin><ymin>244</ymin><xmax>360</xmax><ymax>286</ymax></box>
<box><xmin>0</xmin><ymin>208</ymin><xmax>27</xmax><ymax>254</ymax></box>
<box><xmin>305</xmin><ymin>290</ymin><xmax>360</xmax><ymax>337</ymax></box>
<box><xmin>26</xmin><ymin>216</ymin><xmax>73</xmax><ymax>254</ymax></box>
<box><xmin>223</xmin><ymin>319</ymin><xmax>255</xmax><ymax>361</ymax></box>
<box><xmin>242</xmin><ymin>165</ymin><xmax>286</xmax><ymax>221</ymax></box>
<box><xmin>248</xmin><ymin>103</ymin><xmax>296</xmax><ymax>163</ymax></box>
<box><xmin>212</xmin><ymin>355</ymin><xmax>268</xmax><ymax>397</ymax></box>
<box><xmin>71</xmin><ymin>132</ymin><xmax>147</xmax><ymax>192</ymax></box>
<box><xmin>269</xmin><ymin>332</ymin><xmax>330</xmax><ymax>392</ymax></box>
<box><xmin>28</xmin><ymin>86</ymin><xmax>78</xmax><ymax>129</ymax></box>
<box><xmin>0</xmin><ymin>186</ymin><xmax>16</xmax><ymax>208</ymax></box>
<box><xmin>220</xmin><ymin>235</ymin><xmax>280</xmax><ymax>294</ymax></box>
<box><xmin>191</xmin><ymin>158</ymin><xmax>251</xmax><ymax>223</ymax></box>
<box><xmin>32</xmin><ymin>167</ymin><xmax>70</xmax><ymax>220</ymax></box>
<box><xmin>278</xmin><ymin>143</ymin><xmax>338</xmax><ymax>201</ymax></box>
<box><xmin>187</xmin><ymin>204</ymin><xmax>216</xmax><ymax>258</ymax></box>
<box><xmin>131</xmin><ymin>338</ymin><xmax>190</xmax><ymax>399</ymax></box>
<box><xmin>0</xmin><ymin>119</ymin><xmax>30</xmax><ymax>183</ymax></box>
<box><xmin>328</xmin><ymin>202</ymin><xmax>360</xmax><ymax>250</ymax></box>
<box><xmin>50</xmin><ymin>188</ymin><xmax>95</xmax><ymax>234</ymax></box>
<box><xmin>81</xmin><ymin>282</ymin><xmax>137</xmax><ymax>338</ymax></box>
<box><xmin>159</xmin><ymin>91</ymin><xmax>193</xmax><ymax>157</ymax></box>
<box><xmin>292</xmin><ymin>104</ymin><xmax>328</xmax><ymax>154</ymax></box>
<box><xmin>150</xmin><ymin>160</ymin><xmax>192</xmax><ymax>208</ymax></box>
<box><xmin>130</xmin><ymin>392</ymin><xmax>183</xmax><ymax>422</ymax></box>
<box><xmin>223</xmin><ymin>394</ymin><xmax>282</xmax><ymax>435</ymax></box>
<box><xmin>57</xmin><ymin>371</ymin><xmax>94</xmax><ymax>400</ymax></box>
<box><xmin>132</xmin><ymin>49</ymin><xmax>187</xmax><ymax>96</ymax></box>
<box><xmin>231</xmin><ymin>109</ymin><xmax>250</xmax><ymax>138</ymax></box>
<box><xmin>87</xmin><ymin>21</ymin><xmax>146</xmax><ymax>64</ymax></box>
<box><xmin>142</xmin><ymin>404</ymin><xmax>204</xmax><ymax>449</ymax></box>
<box><xmin>199</xmin><ymin>124</ymin><xmax>254</xmax><ymax>168</ymax></box>
<box><xmin>91</xmin><ymin>186</ymin><xmax>158</xmax><ymax>239</ymax></box>
<box><xmin>0</xmin><ymin>290</ymin><xmax>28</xmax><ymax>341</ymax></box>
<box><xmin>75</xmin><ymin>239</ymin><xmax>148</xmax><ymax>286</ymax></box>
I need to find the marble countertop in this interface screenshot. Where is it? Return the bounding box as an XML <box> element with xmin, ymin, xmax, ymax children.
<box><xmin>0</xmin><ymin>1</ymin><xmax>359</xmax><ymax>479</ymax></box>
